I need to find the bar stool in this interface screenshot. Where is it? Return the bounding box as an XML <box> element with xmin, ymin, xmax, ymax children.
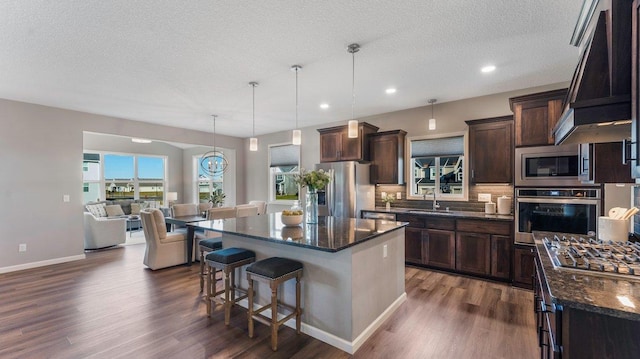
<box><xmin>205</xmin><ymin>247</ymin><xmax>256</xmax><ymax>325</ymax></box>
<box><xmin>198</xmin><ymin>238</ymin><xmax>223</xmax><ymax>291</ymax></box>
<box><xmin>246</xmin><ymin>257</ymin><xmax>303</xmax><ymax>351</ymax></box>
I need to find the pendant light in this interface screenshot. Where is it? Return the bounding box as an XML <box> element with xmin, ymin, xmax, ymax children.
<box><xmin>347</xmin><ymin>43</ymin><xmax>360</xmax><ymax>138</ymax></box>
<box><xmin>291</xmin><ymin>65</ymin><xmax>302</xmax><ymax>145</ymax></box>
<box><xmin>428</xmin><ymin>99</ymin><xmax>437</xmax><ymax>131</ymax></box>
<box><xmin>200</xmin><ymin>115</ymin><xmax>228</xmax><ymax>177</ymax></box>
<box><xmin>249</xmin><ymin>82</ymin><xmax>259</xmax><ymax>151</ymax></box>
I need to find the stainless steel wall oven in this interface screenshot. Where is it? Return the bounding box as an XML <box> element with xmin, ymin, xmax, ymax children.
<box><xmin>515</xmin><ymin>188</ymin><xmax>600</xmax><ymax>245</ymax></box>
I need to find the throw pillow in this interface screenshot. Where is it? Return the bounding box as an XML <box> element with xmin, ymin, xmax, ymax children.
<box><xmin>131</xmin><ymin>202</ymin><xmax>150</xmax><ymax>215</ymax></box>
<box><xmin>105</xmin><ymin>204</ymin><xmax>125</xmax><ymax>217</ymax></box>
<box><xmin>86</xmin><ymin>203</ymin><xmax>107</xmax><ymax>218</ymax></box>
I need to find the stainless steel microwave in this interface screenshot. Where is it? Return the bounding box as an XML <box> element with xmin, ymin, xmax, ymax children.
<box><xmin>515</xmin><ymin>144</ymin><xmax>582</xmax><ymax>187</ymax></box>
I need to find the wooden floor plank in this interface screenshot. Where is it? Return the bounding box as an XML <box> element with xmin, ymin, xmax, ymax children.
<box><xmin>0</xmin><ymin>244</ymin><xmax>538</xmax><ymax>358</ymax></box>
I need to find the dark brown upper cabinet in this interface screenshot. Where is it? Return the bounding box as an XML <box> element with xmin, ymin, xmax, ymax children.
<box><xmin>579</xmin><ymin>142</ymin><xmax>634</xmax><ymax>183</ymax></box>
<box><xmin>509</xmin><ymin>89</ymin><xmax>567</xmax><ymax>147</ymax></box>
<box><xmin>368</xmin><ymin>130</ymin><xmax>406</xmax><ymax>184</ymax></box>
<box><xmin>318</xmin><ymin>122</ymin><xmax>378</xmax><ymax>163</ymax></box>
<box><xmin>466</xmin><ymin>116</ymin><xmax>514</xmax><ymax>184</ymax></box>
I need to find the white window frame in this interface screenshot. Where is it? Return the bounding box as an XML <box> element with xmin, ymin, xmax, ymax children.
<box><xmin>268</xmin><ymin>143</ymin><xmax>300</xmax><ymax>205</ymax></box>
<box><xmin>83</xmin><ymin>150</ymin><xmax>168</xmax><ymax>204</ymax></box>
<box><xmin>193</xmin><ymin>154</ymin><xmax>224</xmax><ymax>204</ymax></box>
<box><xmin>406</xmin><ymin>131</ymin><xmax>468</xmax><ymax>201</ymax></box>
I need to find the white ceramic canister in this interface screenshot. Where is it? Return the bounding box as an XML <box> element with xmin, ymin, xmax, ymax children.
<box><xmin>485</xmin><ymin>202</ymin><xmax>496</xmax><ymax>214</ymax></box>
<box><xmin>497</xmin><ymin>195</ymin><xmax>512</xmax><ymax>215</ymax></box>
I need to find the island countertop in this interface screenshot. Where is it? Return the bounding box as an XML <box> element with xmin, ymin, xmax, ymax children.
<box><xmin>187</xmin><ymin>213</ymin><xmax>407</xmax><ymax>252</ymax></box>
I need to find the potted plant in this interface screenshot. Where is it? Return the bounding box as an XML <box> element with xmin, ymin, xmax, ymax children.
<box><xmin>382</xmin><ymin>193</ymin><xmax>395</xmax><ymax>211</ymax></box>
<box><xmin>209</xmin><ymin>189</ymin><xmax>226</xmax><ymax>207</ymax></box>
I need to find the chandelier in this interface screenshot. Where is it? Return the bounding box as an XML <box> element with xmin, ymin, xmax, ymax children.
<box><xmin>200</xmin><ymin>115</ymin><xmax>228</xmax><ymax>177</ymax></box>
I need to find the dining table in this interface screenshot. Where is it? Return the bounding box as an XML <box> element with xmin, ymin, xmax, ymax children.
<box><xmin>164</xmin><ymin>214</ymin><xmax>206</xmax><ymax>265</ymax></box>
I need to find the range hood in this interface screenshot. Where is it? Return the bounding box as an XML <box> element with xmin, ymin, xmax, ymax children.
<box><xmin>554</xmin><ymin>0</ymin><xmax>632</xmax><ymax>145</ymax></box>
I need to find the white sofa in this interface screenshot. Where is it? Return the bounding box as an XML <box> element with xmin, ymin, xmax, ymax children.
<box><xmin>83</xmin><ymin>212</ymin><xmax>127</xmax><ymax>249</ymax></box>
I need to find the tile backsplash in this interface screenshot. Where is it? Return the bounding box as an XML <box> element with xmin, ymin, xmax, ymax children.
<box><xmin>375</xmin><ymin>184</ymin><xmax>514</xmax><ymax>213</ymax></box>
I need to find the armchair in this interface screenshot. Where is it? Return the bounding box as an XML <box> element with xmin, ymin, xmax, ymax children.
<box><xmin>83</xmin><ymin>212</ymin><xmax>126</xmax><ymax>249</ymax></box>
<box><xmin>141</xmin><ymin>209</ymin><xmax>187</xmax><ymax>270</ymax></box>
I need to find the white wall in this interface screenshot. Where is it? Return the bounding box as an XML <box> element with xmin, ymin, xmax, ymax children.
<box><xmin>0</xmin><ymin>98</ymin><xmax>245</xmax><ymax>270</ymax></box>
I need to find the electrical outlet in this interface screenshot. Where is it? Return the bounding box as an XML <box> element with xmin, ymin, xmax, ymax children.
<box><xmin>478</xmin><ymin>193</ymin><xmax>491</xmax><ymax>202</ymax></box>
<box><xmin>19</xmin><ymin>244</ymin><xmax>27</xmax><ymax>252</ymax></box>
<box><xmin>396</xmin><ymin>192</ymin><xmax>402</xmax><ymax>200</ymax></box>
<box><xmin>63</xmin><ymin>194</ymin><xmax>70</xmax><ymax>202</ymax></box>
<box><xmin>383</xmin><ymin>244</ymin><xmax>388</xmax><ymax>258</ymax></box>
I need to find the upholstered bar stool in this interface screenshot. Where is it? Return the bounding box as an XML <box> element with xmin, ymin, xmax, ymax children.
<box><xmin>246</xmin><ymin>257</ymin><xmax>303</xmax><ymax>351</ymax></box>
<box><xmin>198</xmin><ymin>238</ymin><xmax>222</xmax><ymax>291</ymax></box>
<box><xmin>205</xmin><ymin>248</ymin><xmax>256</xmax><ymax>325</ymax></box>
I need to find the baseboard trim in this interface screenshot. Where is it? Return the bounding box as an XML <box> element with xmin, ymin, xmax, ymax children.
<box><xmin>0</xmin><ymin>254</ymin><xmax>86</xmax><ymax>274</ymax></box>
<box><xmin>236</xmin><ymin>291</ymin><xmax>407</xmax><ymax>354</ymax></box>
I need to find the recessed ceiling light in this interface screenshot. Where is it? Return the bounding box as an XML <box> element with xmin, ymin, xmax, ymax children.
<box><xmin>385</xmin><ymin>88</ymin><xmax>397</xmax><ymax>94</ymax></box>
<box><xmin>320</xmin><ymin>103</ymin><xmax>330</xmax><ymax>109</ymax></box>
<box><xmin>481</xmin><ymin>65</ymin><xmax>496</xmax><ymax>73</ymax></box>
<box><xmin>131</xmin><ymin>138</ymin><xmax>152</xmax><ymax>144</ymax></box>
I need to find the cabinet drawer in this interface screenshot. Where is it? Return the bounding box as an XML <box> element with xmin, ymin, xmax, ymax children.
<box><xmin>456</xmin><ymin>219</ymin><xmax>510</xmax><ymax>235</ymax></box>
<box><xmin>425</xmin><ymin>217</ymin><xmax>455</xmax><ymax>230</ymax></box>
<box><xmin>396</xmin><ymin>214</ymin><xmax>425</xmax><ymax>228</ymax></box>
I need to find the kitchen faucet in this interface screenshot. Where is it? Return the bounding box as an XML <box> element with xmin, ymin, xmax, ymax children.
<box><xmin>424</xmin><ymin>190</ymin><xmax>440</xmax><ymax>210</ymax></box>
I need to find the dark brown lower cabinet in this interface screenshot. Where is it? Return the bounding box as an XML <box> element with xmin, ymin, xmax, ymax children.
<box><xmin>423</xmin><ymin>229</ymin><xmax>455</xmax><ymax>269</ymax></box>
<box><xmin>491</xmin><ymin>235</ymin><xmax>512</xmax><ymax>279</ymax></box>
<box><xmin>534</xmin><ymin>253</ymin><xmax>640</xmax><ymax>358</ymax></box>
<box><xmin>514</xmin><ymin>244</ymin><xmax>536</xmax><ymax>289</ymax></box>
<box><xmin>405</xmin><ymin>227</ymin><xmax>423</xmax><ymax>264</ymax></box>
<box><xmin>455</xmin><ymin>232</ymin><xmax>491</xmax><ymax>276</ymax></box>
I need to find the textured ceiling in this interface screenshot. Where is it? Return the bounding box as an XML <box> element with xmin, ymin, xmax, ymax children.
<box><xmin>0</xmin><ymin>0</ymin><xmax>583</xmax><ymax>138</ymax></box>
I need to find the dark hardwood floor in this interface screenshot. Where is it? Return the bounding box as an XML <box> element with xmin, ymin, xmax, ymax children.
<box><xmin>0</xmin><ymin>244</ymin><xmax>537</xmax><ymax>358</ymax></box>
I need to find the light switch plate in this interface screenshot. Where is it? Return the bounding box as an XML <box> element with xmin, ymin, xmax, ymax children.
<box><xmin>63</xmin><ymin>194</ymin><xmax>70</xmax><ymax>202</ymax></box>
<box><xmin>396</xmin><ymin>192</ymin><xmax>402</xmax><ymax>199</ymax></box>
<box><xmin>478</xmin><ymin>193</ymin><xmax>491</xmax><ymax>202</ymax></box>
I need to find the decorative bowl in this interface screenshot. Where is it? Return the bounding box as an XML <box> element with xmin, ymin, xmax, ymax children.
<box><xmin>281</xmin><ymin>226</ymin><xmax>304</xmax><ymax>240</ymax></box>
<box><xmin>281</xmin><ymin>213</ymin><xmax>303</xmax><ymax>226</ymax></box>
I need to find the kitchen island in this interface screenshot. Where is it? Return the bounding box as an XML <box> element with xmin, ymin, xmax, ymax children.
<box><xmin>187</xmin><ymin>214</ymin><xmax>407</xmax><ymax>354</ymax></box>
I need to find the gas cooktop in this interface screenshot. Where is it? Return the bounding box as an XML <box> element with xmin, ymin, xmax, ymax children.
<box><xmin>542</xmin><ymin>234</ymin><xmax>640</xmax><ymax>279</ymax></box>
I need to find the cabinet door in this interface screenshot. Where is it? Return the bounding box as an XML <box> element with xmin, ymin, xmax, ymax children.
<box><xmin>578</xmin><ymin>143</ymin><xmax>593</xmax><ymax>182</ymax></box>
<box><xmin>369</xmin><ymin>134</ymin><xmax>403</xmax><ymax>184</ymax></box>
<box><xmin>490</xmin><ymin>234</ymin><xmax>512</xmax><ymax>279</ymax></box>
<box><xmin>513</xmin><ymin>245</ymin><xmax>536</xmax><ymax>288</ymax></box>
<box><xmin>514</xmin><ymin>99</ymin><xmax>562</xmax><ymax>147</ymax></box>
<box><xmin>423</xmin><ymin>229</ymin><xmax>455</xmax><ymax>269</ymax></box>
<box><xmin>455</xmin><ymin>232</ymin><xmax>491</xmax><ymax>275</ymax></box>
<box><xmin>339</xmin><ymin>131</ymin><xmax>362</xmax><ymax>161</ymax></box>
<box><xmin>632</xmin><ymin>0</ymin><xmax>640</xmax><ymax>177</ymax></box>
<box><xmin>468</xmin><ymin>118</ymin><xmax>513</xmax><ymax>184</ymax></box>
<box><xmin>405</xmin><ymin>227</ymin><xmax>423</xmax><ymax>264</ymax></box>
<box><xmin>320</xmin><ymin>131</ymin><xmax>341</xmax><ymax>162</ymax></box>
<box><xmin>594</xmin><ymin>142</ymin><xmax>634</xmax><ymax>183</ymax></box>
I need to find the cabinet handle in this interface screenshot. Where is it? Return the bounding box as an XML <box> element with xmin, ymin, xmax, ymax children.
<box><xmin>623</xmin><ymin>139</ymin><xmax>635</xmax><ymax>164</ymax></box>
<box><xmin>581</xmin><ymin>156</ymin><xmax>589</xmax><ymax>173</ymax></box>
<box><xmin>471</xmin><ymin>169</ymin><xmax>475</xmax><ymax>179</ymax></box>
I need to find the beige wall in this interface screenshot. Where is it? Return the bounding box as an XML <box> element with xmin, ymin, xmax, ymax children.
<box><xmin>0</xmin><ymin>98</ymin><xmax>245</xmax><ymax>271</ymax></box>
<box><xmin>243</xmin><ymin>82</ymin><xmax>569</xmax><ymax>204</ymax></box>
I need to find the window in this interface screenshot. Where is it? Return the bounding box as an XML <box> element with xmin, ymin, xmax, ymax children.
<box><xmin>82</xmin><ymin>152</ymin><xmax>167</xmax><ymax>204</ymax></box>
<box><xmin>269</xmin><ymin>144</ymin><xmax>300</xmax><ymax>202</ymax></box>
<box><xmin>195</xmin><ymin>154</ymin><xmax>224</xmax><ymax>203</ymax></box>
<box><xmin>83</xmin><ymin>153</ymin><xmax>101</xmax><ymax>203</ymax></box>
<box><xmin>409</xmin><ymin>135</ymin><xmax>465</xmax><ymax>199</ymax></box>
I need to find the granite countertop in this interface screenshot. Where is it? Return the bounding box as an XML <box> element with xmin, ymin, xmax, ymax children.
<box><xmin>364</xmin><ymin>207</ymin><xmax>514</xmax><ymax>221</ymax></box>
<box><xmin>533</xmin><ymin>231</ymin><xmax>640</xmax><ymax>321</ymax></box>
<box><xmin>187</xmin><ymin>213</ymin><xmax>407</xmax><ymax>253</ymax></box>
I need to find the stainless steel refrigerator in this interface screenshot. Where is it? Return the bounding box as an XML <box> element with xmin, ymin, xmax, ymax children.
<box><xmin>314</xmin><ymin>161</ymin><xmax>374</xmax><ymax>218</ymax></box>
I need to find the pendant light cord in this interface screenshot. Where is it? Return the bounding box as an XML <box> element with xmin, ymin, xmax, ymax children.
<box><xmin>295</xmin><ymin>70</ymin><xmax>298</xmax><ymax>129</ymax></box>
<box><xmin>212</xmin><ymin>115</ymin><xmax>217</xmax><ymax>151</ymax></box>
<box><xmin>351</xmin><ymin>48</ymin><xmax>355</xmax><ymax>121</ymax></box>
<box><xmin>252</xmin><ymin>85</ymin><xmax>255</xmax><ymax>137</ymax></box>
